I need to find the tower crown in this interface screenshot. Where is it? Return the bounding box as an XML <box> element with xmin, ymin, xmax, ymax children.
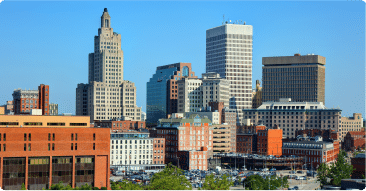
<box><xmin>101</xmin><ymin>8</ymin><xmax>111</xmax><ymax>28</ymax></box>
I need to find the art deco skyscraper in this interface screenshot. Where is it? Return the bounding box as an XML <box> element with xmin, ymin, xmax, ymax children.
<box><xmin>76</xmin><ymin>8</ymin><xmax>141</xmax><ymax>122</ymax></box>
<box><xmin>206</xmin><ymin>23</ymin><xmax>253</xmax><ymax>122</ymax></box>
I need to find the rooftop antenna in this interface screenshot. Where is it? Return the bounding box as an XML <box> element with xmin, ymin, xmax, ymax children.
<box><xmin>222</xmin><ymin>14</ymin><xmax>225</xmax><ymax>25</ymax></box>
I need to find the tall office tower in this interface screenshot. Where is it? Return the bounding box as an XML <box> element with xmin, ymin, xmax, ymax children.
<box><xmin>146</xmin><ymin>63</ymin><xmax>197</xmax><ymax>124</ymax></box>
<box><xmin>76</xmin><ymin>8</ymin><xmax>141</xmax><ymax>122</ymax></box>
<box><xmin>262</xmin><ymin>54</ymin><xmax>326</xmax><ymax>103</ymax></box>
<box><xmin>206</xmin><ymin>23</ymin><xmax>253</xmax><ymax>123</ymax></box>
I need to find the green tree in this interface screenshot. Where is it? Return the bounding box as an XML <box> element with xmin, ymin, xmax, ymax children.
<box><xmin>79</xmin><ymin>183</ymin><xmax>92</xmax><ymax>190</ymax></box>
<box><xmin>243</xmin><ymin>175</ymin><xmax>265</xmax><ymax>190</ymax></box>
<box><xmin>200</xmin><ymin>174</ymin><xmax>233</xmax><ymax>190</ymax></box>
<box><xmin>21</xmin><ymin>183</ymin><xmax>26</xmax><ymax>190</ymax></box>
<box><xmin>328</xmin><ymin>150</ymin><xmax>355</xmax><ymax>186</ymax></box>
<box><xmin>317</xmin><ymin>163</ymin><xmax>329</xmax><ymax>186</ymax></box>
<box><xmin>111</xmin><ymin>180</ymin><xmax>144</xmax><ymax>190</ymax></box>
<box><xmin>147</xmin><ymin>163</ymin><xmax>192</xmax><ymax>190</ymax></box>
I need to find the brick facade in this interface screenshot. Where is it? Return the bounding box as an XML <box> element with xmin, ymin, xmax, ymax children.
<box><xmin>342</xmin><ymin>131</ymin><xmax>366</xmax><ymax>151</ymax></box>
<box><xmin>0</xmin><ymin>116</ymin><xmax>110</xmax><ymax>190</ymax></box>
<box><xmin>152</xmin><ymin>138</ymin><xmax>165</xmax><ymax>165</ymax></box>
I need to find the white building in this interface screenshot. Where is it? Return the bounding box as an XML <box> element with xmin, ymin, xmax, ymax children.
<box><xmin>110</xmin><ymin>132</ymin><xmax>153</xmax><ymax>168</ymax></box>
<box><xmin>243</xmin><ymin>98</ymin><xmax>342</xmax><ymax>139</ymax></box>
<box><xmin>177</xmin><ymin>78</ymin><xmax>203</xmax><ymax>112</ymax></box>
<box><xmin>76</xmin><ymin>9</ymin><xmax>141</xmax><ymax>122</ymax></box>
<box><xmin>206</xmin><ymin>23</ymin><xmax>253</xmax><ymax>122</ymax></box>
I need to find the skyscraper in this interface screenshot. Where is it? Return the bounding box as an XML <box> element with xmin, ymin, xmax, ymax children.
<box><xmin>206</xmin><ymin>23</ymin><xmax>253</xmax><ymax>123</ymax></box>
<box><xmin>146</xmin><ymin>63</ymin><xmax>197</xmax><ymax>124</ymax></box>
<box><xmin>262</xmin><ymin>54</ymin><xmax>326</xmax><ymax>103</ymax></box>
<box><xmin>76</xmin><ymin>8</ymin><xmax>141</xmax><ymax>122</ymax></box>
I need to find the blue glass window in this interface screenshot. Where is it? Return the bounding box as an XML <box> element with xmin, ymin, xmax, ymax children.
<box><xmin>183</xmin><ymin>66</ymin><xmax>189</xmax><ymax>77</ymax></box>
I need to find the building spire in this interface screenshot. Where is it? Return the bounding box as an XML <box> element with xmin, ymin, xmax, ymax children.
<box><xmin>101</xmin><ymin>8</ymin><xmax>111</xmax><ymax>28</ymax></box>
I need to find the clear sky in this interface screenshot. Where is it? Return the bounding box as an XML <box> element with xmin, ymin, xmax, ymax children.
<box><xmin>0</xmin><ymin>1</ymin><xmax>364</xmax><ymax>118</ymax></box>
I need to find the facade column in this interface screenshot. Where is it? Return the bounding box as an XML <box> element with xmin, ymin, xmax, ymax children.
<box><xmin>25</xmin><ymin>156</ymin><xmax>28</xmax><ymax>190</ymax></box>
<box><xmin>49</xmin><ymin>156</ymin><xmax>52</xmax><ymax>189</ymax></box>
<box><xmin>72</xmin><ymin>155</ymin><xmax>75</xmax><ymax>188</ymax></box>
<box><xmin>0</xmin><ymin>157</ymin><xmax>2</xmax><ymax>189</ymax></box>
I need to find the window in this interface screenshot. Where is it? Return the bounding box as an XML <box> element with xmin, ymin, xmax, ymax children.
<box><xmin>24</xmin><ymin>143</ymin><xmax>27</xmax><ymax>151</ymax></box>
<box><xmin>48</xmin><ymin>143</ymin><xmax>50</xmax><ymax>151</ymax></box>
<box><xmin>28</xmin><ymin>143</ymin><xmax>31</xmax><ymax>151</ymax></box>
<box><xmin>48</xmin><ymin>133</ymin><xmax>51</xmax><ymax>141</ymax></box>
<box><xmin>75</xmin><ymin>133</ymin><xmax>78</xmax><ymax>141</ymax></box>
<box><xmin>52</xmin><ymin>143</ymin><xmax>55</xmax><ymax>151</ymax></box>
<box><xmin>3</xmin><ymin>134</ymin><xmax>6</xmax><ymax>141</ymax></box>
<box><xmin>75</xmin><ymin>143</ymin><xmax>77</xmax><ymax>150</ymax></box>
<box><xmin>52</xmin><ymin>133</ymin><xmax>55</xmax><ymax>141</ymax></box>
<box><xmin>93</xmin><ymin>133</ymin><xmax>96</xmax><ymax>141</ymax></box>
<box><xmin>71</xmin><ymin>133</ymin><xmax>74</xmax><ymax>141</ymax></box>
<box><xmin>93</xmin><ymin>143</ymin><xmax>95</xmax><ymax>150</ymax></box>
<box><xmin>29</xmin><ymin>133</ymin><xmax>31</xmax><ymax>141</ymax></box>
<box><xmin>24</xmin><ymin>133</ymin><xmax>27</xmax><ymax>141</ymax></box>
<box><xmin>71</xmin><ymin>143</ymin><xmax>74</xmax><ymax>150</ymax></box>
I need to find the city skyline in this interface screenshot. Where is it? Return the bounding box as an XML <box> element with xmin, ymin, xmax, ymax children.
<box><xmin>0</xmin><ymin>1</ymin><xmax>364</xmax><ymax>118</ymax></box>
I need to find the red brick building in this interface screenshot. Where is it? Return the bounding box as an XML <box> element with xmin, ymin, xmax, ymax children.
<box><xmin>283</xmin><ymin>136</ymin><xmax>340</xmax><ymax>169</ymax></box>
<box><xmin>12</xmin><ymin>84</ymin><xmax>49</xmax><ymax>115</ymax></box>
<box><xmin>351</xmin><ymin>153</ymin><xmax>365</xmax><ymax>179</ymax></box>
<box><xmin>257</xmin><ymin>127</ymin><xmax>283</xmax><ymax>156</ymax></box>
<box><xmin>342</xmin><ymin>131</ymin><xmax>366</xmax><ymax>151</ymax></box>
<box><xmin>295</xmin><ymin>129</ymin><xmax>338</xmax><ymax>141</ymax></box>
<box><xmin>0</xmin><ymin>115</ymin><xmax>110</xmax><ymax>190</ymax></box>
<box><xmin>156</xmin><ymin>114</ymin><xmax>213</xmax><ymax>170</ymax></box>
<box><xmin>94</xmin><ymin>120</ymin><xmax>146</xmax><ymax>132</ymax></box>
<box><xmin>153</xmin><ymin>138</ymin><xmax>165</xmax><ymax>165</ymax></box>
<box><xmin>236</xmin><ymin>125</ymin><xmax>266</xmax><ymax>154</ymax></box>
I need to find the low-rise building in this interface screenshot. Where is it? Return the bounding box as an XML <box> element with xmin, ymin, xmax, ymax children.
<box><xmin>0</xmin><ymin>115</ymin><xmax>110</xmax><ymax>190</ymax></box>
<box><xmin>282</xmin><ymin>135</ymin><xmax>339</xmax><ymax>169</ymax></box>
<box><xmin>211</xmin><ymin>124</ymin><xmax>231</xmax><ymax>153</ymax></box>
<box><xmin>257</xmin><ymin>126</ymin><xmax>282</xmax><ymax>156</ymax></box>
<box><xmin>94</xmin><ymin>119</ymin><xmax>146</xmax><ymax>132</ymax></box>
<box><xmin>156</xmin><ymin>114</ymin><xmax>214</xmax><ymax>170</ymax></box>
<box><xmin>12</xmin><ymin>84</ymin><xmax>50</xmax><ymax>115</ymax></box>
<box><xmin>350</xmin><ymin>153</ymin><xmax>365</xmax><ymax>179</ymax></box>
<box><xmin>340</xmin><ymin>113</ymin><xmax>363</xmax><ymax>140</ymax></box>
<box><xmin>236</xmin><ymin>125</ymin><xmax>265</xmax><ymax>154</ymax></box>
<box><xmin>342</xmin><ymin>131</ymin><xmax>366</xmax><ymax>151</ymax></box>
<box><xmin>110</xmin><ymin>132</ymin><xmax>165</xmax><ymax>171</ymax></box>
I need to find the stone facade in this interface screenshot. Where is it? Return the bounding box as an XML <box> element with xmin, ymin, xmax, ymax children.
<box><xmin>76</xmin><ymin>9</ymin><xmax>141</xmax><ymax>122</ymax></box>
<box><xmin>262</xmin><ymin>54</ymin><xmax>326</xmax><ymax>104</ymax></box>
<box><xmin>242</xmin><ymin>99</ymin><xmax>342</xmax><ymax>139</ymax></box>
<box><xmin>340</xmin><ymin>113</ymin><xmax>363</xmax><ymax>140</ymax></box>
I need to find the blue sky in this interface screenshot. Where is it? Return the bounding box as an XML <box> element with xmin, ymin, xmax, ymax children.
<box><xmin>0</xmin><ymin>1</ymin><xmax>364</xmax><ymax>118</ymax></box>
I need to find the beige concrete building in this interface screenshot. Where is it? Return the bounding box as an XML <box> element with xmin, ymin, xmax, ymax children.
<box><xmin>340</xmin><ymin>113</ymin><xmax>363</xmax><ymax>140</ymax></box>
<box><xmin>262</xmin><ymin>54</ymin><xmax>326</xmax><ymax>104</ymax></box>
<box><xmin>211</xmin><ymin>124</ymin><xmax>231</xmax><ymax>153</ymax></box>
<box><xmin>202</xmin><ymin>73</ymin><xmax>230</xmax><ymax>108</ymax></box>
<box><xmin>177</xmin><ymin>78</ymin><xmax>203</xmax><ymax>112</ymax></box>
<box><xmin>76</xmin><ymin>9</ymin><xmax>141</xmax><ymax>122</ymax></box>
<box><xmin>243</xmin><ymin>98</ymin><xmax>342</xmax><ymax>139</ymax></box>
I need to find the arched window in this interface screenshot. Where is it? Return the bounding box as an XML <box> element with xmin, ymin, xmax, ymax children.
<box><xmin>105</xmin><ymin>19</ymin><xmax>109</xmax><ymax>28</ymax></box>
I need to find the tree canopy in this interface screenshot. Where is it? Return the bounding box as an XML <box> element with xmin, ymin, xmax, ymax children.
<box><xmin>243</xmin><ymin>175</ymin><xmax>288</xmax><ymax>190</ymax></box>
<box><xmin>199</xmin><ymin>174</ymin><xmax>233</xmax><ymax>190</ymax></box>
<box><xmin>111</xmin><ymin>180</ymin><xmax>144</xmax><ymax>190</ymax></box>
<box><xmin>317</xmin><ymin>150</ymin><xmax>355</xmax><ymax>187</ymax></box>
<box><xmin>147</xmin><ymin>163</ymin><xmax>192</xmax><ymax>190</ymax></box>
